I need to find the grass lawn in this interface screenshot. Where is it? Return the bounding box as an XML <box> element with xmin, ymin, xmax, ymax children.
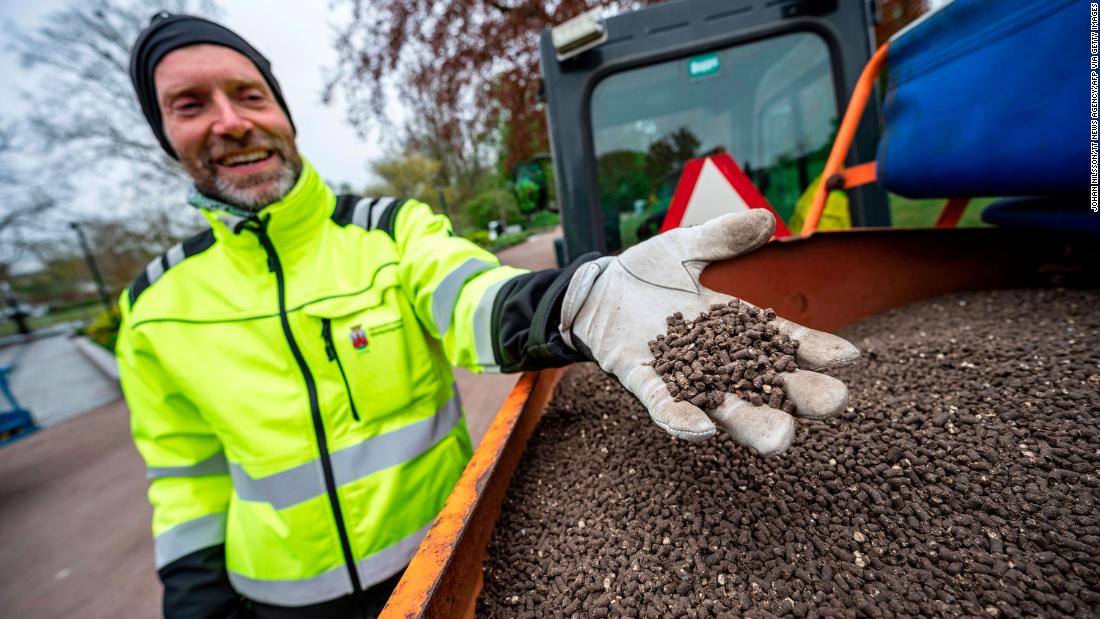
<box><xmin>888</xmin><ymin>195</ymin><xmax>996</xmax><ymax>228</ymax></box>
<box><xmin>0</xmin><ymin>303</ymin><xmax>105</xmax><ymax>338</ymax></box>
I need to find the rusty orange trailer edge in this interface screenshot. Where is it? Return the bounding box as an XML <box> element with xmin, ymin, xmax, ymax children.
<box><xmin>382</xmin><ymin>368</ymin><xmax>563</xmax><ymax>619</ymax></box>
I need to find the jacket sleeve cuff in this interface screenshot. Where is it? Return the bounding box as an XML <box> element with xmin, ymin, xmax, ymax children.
<box><xmin>159</xmin><ymin>545</ymin><xmax>246</xmax><ymax>619</ymax></box>
<box><xmin>492</xmin><ymin>252</ymin><xmax>601</xmax><ymax>372</ymax></box>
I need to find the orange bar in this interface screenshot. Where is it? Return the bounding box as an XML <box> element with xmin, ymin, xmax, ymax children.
<box><xmin>801</xmin><ymin>44</ymin><xmax>889</xmax><ymax>237</ymax></box>
<box><xmin>934</xmin><ymin>197</ymin><xmax>970</xmax><ymax>228</ymax></box>
<box><xmin>828</xmin><ymin>161</ymin><xmax>878</xmax><ymax>190</ymax></box>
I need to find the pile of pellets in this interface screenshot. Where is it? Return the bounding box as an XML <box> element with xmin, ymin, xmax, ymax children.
<box><xmin>479</xmin><ymin>289</ymin><xmax>1100</xmax><ymax>618</ymax></box>
<box><xmin>648</xmin><ymin>300</ymin><xmax>799</xmax><ymax>413</ymax></box>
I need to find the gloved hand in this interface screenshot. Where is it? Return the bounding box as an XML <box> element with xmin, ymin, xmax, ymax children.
<box><xmin>559</xmin><ymin>210</ymin><xmax>859</xmax><ymax>455</ymax></box>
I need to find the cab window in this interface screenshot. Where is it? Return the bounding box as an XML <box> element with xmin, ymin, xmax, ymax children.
<box><xmin>590</xmin><ymin>32</ymin><xmax>838</xmax><ymax>249</ymax></box>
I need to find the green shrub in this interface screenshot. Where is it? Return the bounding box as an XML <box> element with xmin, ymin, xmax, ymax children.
<box><xmin>460</xmin><ymin>229</ymin><xmax>530</xmax><ymax>252</ymax></box>
<box><xmin>489</xmin><ymin>231</ymin><xmax>530</xmax><ymax>251</ymax></box>
<box><xmin>465</xmin><ymin>229</ymin><xmax>492</xmax><ymax>249</ymax></box>
<box><xmin>528</xmin><ymin>210</ymin><xmax>560</xmax><ymax>231</ymax></box>
<box><xmin>461</xmin><ymin>188</ymin><xmax>523</xmax><ymax>229</ymax></box>
<box><xmin>84</xmin><ymin>306</ymin><xmax>122</xmax><ymax>352</ymax></box>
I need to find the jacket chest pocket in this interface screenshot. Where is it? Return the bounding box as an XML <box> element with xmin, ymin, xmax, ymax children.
<box><xmin>302</xmin><ymin>269</ymin><xmax>434</xmax><ymax>423</ymax></box>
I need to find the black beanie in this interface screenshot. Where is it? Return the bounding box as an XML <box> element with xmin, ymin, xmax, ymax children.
<box><xmin>129</xmin><ymin>12</ymin><xmax>296</xmax><ymax>159</ymax></box>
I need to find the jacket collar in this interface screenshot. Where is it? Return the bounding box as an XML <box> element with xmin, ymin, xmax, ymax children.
<box><xmin>196</xmin><ymin>157</ymin><xmax>333</xmax><ymax>250</ymax></box>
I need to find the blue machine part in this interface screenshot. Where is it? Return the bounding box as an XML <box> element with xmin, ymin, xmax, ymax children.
<box><xmin>878</xmin><ymin>0</ymin><xmax>1083</xmax><ymax>198</ymax></box>
<box><xmin>982</xmin><ymin>194</ymin><xmax>1100</xmax><ymax>235</ymax></box>
<box><xmin>0</xmin><ymin>364</ymin><xmax>39</xmax><ymax>447</ymax></box>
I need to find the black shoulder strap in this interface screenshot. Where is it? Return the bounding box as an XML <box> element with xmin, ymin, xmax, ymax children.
<box><xmin>376</xmin><ymin>197</ymin><xmax>408</xmax><ymax>238</ymax></box>
<box><xmin>128</xmin><ymin>229</ymin><xmax>216</xmax><ymax>307</ymax></box>
<box><xmin>331</xmin><ymin>194</ymin><xmax>360</xmax><ymax>226</ymax></box>
<box><xmin>331</xmin><ymin>195</ymin><xmax>409</xmax><ymax>239</ymax></box>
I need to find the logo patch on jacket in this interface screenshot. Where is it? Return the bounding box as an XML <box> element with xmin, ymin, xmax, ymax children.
<box><xmin>349</xmin><ymin>325</ymin><xmax>369</xmax><ymax>351</ymax></box>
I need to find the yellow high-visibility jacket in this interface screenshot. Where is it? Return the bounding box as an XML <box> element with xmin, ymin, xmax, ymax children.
<box><xmin>118</xmin><ymin>159</ymin><xmax>586</xmax><ymax>613</ymax></box>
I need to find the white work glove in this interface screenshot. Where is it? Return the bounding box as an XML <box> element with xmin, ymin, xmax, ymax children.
<box><xmin>559</xmin><ymin>210</ymin><xmax>859</xmax><ymax>455</ymax></box>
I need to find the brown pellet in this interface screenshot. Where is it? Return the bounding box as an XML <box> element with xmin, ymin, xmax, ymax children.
<box><xmin>479</xmin><ymin>289</ymin><xmax>1100</xmax><ymax>618</ymax></box>
<box><xmin>651</xmin><ymin>301</ymin><xmax>798</xmax><ymax>413</ymax></box>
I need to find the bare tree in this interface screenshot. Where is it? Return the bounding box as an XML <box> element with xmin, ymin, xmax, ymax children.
<box><xmin>2</xmin><ymin>0</ymin><xmax>224</xmax><ymax>301</ymax></box>
<box><xmin>0</xmin><ymin>120</ymin><xmax>57</xmax><ymax>265</ymax></box>
<box><xmin>8</xmin><ymin>0</ymin><xmax>220</xmax><ymax>226</ymax></box>
<box><xmin>0</xmin><ymin>123</ymin><xmax>14</xmax><ymax>188</ymax></box>
<box><xmin>0</xmin><ymin>123</ymin><xmax>31</xmax><ymax>235</ymax></box>
<box><xmin>400</xmin><ymin>89</ymin><xmax>493</xmax><ymax>208</ymax></box>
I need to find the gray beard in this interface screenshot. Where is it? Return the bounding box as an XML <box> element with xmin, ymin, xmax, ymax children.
<box><xmin>207</xmin><ymin>157</ymin><xmax>300</xmax><ymax>212</ymax></box>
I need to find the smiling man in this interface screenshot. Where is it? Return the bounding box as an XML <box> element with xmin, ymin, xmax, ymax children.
<box><xmin>154</xmin><ymin>43</ymin><xmax>300</xmax><ymax>210</ymax></box>
<box><xmin>121</xmin><ymin>12</ymin><xmax>858</xmax><ymax>619</ymax></box>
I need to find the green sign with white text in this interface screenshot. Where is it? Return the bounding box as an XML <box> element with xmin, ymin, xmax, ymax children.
<box><xmin>688</xmin><ymin>53</ymin><xmax>720</xmax><ymax>79</ymax></box>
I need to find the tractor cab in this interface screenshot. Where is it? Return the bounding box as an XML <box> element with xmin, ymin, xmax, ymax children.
<box><xmin>538</xmin><ymin>0</ymin><xmax>888</xmax><ymax>262</ymax></box>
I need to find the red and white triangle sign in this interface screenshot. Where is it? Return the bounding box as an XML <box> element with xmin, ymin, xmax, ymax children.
<box><xmin>659</xmin><ymin>153</ymin><xmax>791</xmax><ymax>238</ymax></box>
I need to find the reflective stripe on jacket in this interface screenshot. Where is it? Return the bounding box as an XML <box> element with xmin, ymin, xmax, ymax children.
<box><xmin>117</xmin><ymin>158</ymin><xmax>584</xmax><ymax>610</ymax></box>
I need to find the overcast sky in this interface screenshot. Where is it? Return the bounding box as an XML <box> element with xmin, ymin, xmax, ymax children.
<box><xmin>1</xmin><ymin>0</ymin><xmax>953</xmax><ymax>209</ymax></box>
<box><xmin>0</xmin><ymin>0</ymin><xmax>395</xmax><ymax>190</ymax></box>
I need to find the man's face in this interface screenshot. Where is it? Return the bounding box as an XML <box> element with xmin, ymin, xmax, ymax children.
<box><xmin>155</xmin><ymin>44</ymin><xmax>301</xmax><ymax>210</ymax></box>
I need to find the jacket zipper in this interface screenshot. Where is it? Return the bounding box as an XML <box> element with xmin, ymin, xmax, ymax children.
<box><xmin>321</xmin><ymin>318</ymin><xmax>361</xmax><ymax>421</ymax></box>
<box><xmin>247</xmin><ymin>217</ymin><xmax>366</xmax><ymax>607</ymax></box>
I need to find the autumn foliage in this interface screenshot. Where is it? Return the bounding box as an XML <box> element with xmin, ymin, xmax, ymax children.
<box><xmin>874</xmin><ymin>0</ymin><xmax>932</xmax><ymax>45</ymax></box>
<box><xmin>326</xmin><ymin>1</ymin><xmax>656</xmax><ymax>171</ymax></box>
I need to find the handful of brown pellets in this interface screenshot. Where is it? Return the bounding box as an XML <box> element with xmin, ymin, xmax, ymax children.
<box><xmin>647</xmin><ymin>299</ymin><xmax>800</xmax><ymax>414</ymax></box>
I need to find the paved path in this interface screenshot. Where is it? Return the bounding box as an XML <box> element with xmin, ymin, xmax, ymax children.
<box><xmin>2</xmin><ymin>334</ymin><xmax>121</xmax><ymax>428</ymax></box>
<box><xmin>0</xmin><ymin>399</ymin><xmax>159</xmax><ymax>619</ymax></box>
<box><xmin>0</xmin><ymin>227</ymin><xmax>562</xmax><ymax>617</ymax></box>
